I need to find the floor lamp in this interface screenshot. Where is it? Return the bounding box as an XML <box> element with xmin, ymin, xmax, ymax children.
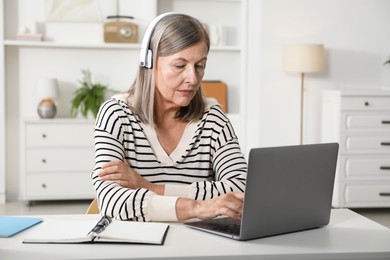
<box><xmin>283</xmin><ymin>44</ymin><xmax>325</xmax><ymax>144</ymax></box>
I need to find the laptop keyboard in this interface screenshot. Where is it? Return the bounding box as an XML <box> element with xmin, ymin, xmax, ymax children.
<box><xmin>190</xmin><ymin>217</ymin><xmax>241</xmax><ymax>236</ymax></box>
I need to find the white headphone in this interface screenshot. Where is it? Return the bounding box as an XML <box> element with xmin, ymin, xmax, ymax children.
<box><xmin>139</xmin><ymin>12</ymin><xmax>178</xmax><ymax>69</ymax></box>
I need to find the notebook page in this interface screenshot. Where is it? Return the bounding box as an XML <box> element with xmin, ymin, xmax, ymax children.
<box><xmin>23</xmin><ymin>219</ymin><xmax>96</xmax><ymax>243</ymax></box>
<box><xmin>96</xmin><ymin>220</ymin><xmax>169</xmax><ymax>244</ymax></box>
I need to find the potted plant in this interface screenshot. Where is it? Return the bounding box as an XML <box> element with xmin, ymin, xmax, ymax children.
<box><xmin>71</xmin><ymin>69</ymin><xmax>108</xmax><ymax>119</ymax></box>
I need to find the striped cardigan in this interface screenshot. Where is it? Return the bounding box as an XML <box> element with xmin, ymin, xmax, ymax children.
<box><xmin>91</xmin><ymin>96</ymin><xmax>247</xmax><ymax>222</ymax></box>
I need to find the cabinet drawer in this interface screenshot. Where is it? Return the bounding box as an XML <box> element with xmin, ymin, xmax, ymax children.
<box><xmin>26</xmin><ymin>123</ymin><xmax>94</xmax><ymax>147</ymax></box>
<box><xmin>343</xmin><ymin>113</ymin><xmax>390</xmax><ymax>130</ymax></box>
<box><xmin>26</xmin><ymin>172</ymin><xmax>95</xmax><ymax>199</ymax></box>
<box><xmin>342</xmin><ymin>97</ymin><xmax>390</xmax><ymax>111</ymax></box>
<box><xmin>345</xmin><ymin>185</ymin><xmax>390</xmax><ymax>205</ymax></box>
<box><xmin>26</xmin><ymin>148</ymin><xmax>94</xmax><ymax>172</ymax></box>
<box><xmin>343</xmin><ymin>136</ymin><xmax>390</xmax><ymax>152</ymax></box>
<box><xmin>339</xmin><ymin>156</ymin><xmax>390</xmax><ymax>178</ymax></box>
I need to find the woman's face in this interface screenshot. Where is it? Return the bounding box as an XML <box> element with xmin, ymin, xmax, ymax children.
<box><xmin>154</xmin><ymin>42</ymin><xmax>208</xmax><ymax>110</ymax></box>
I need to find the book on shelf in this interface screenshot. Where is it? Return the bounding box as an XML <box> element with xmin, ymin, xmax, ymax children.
<box><xmin>23</xmin><ymin>216</ymin><xmax>169</xmax><ymax>245</ymax></box>
<box><xmin>0</xmin><ymin>216</ymin><xmax>43</xmax><ymax>238</ymax></box>
<box><xmin>15</xmin><ymin>34</ymin><xmax>43</xmax><ymax>41</ymax></box>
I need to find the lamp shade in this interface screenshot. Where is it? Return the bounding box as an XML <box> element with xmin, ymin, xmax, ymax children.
<box><xmin>283</xmin><ymin>44</ymin><xmax>325</xmax><ymax>73</ymax></box>
<box><xmin>35</xmin><ymin>78</ymin><xmax>59</xmax><ymax>99</ymax></box>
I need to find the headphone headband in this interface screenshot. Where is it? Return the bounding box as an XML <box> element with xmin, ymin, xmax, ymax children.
<box><xmin>139</xmin><ymin>12</ymin><xmax>178</xmax><ymax>69</ymax></box>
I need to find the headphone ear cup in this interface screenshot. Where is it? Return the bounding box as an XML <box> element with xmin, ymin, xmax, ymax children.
<box><xmin>139</xmin><ymin>12</ymin><xmax>177</xmax><ymax>68</ymax></box>
<box><xmin>146</xmin><ymin>49</ymin><xmax>153</xmax><ymax>69</ymax></box>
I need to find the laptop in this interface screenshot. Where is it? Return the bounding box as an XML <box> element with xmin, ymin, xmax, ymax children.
<box><xmin>185</xmin><ymin>143</ymin><xmax>339</xmax><ymax>240</ymax></box>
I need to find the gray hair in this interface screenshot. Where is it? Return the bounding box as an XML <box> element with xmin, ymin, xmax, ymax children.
<box><xmin>127</xmin><ymin>13</ymin><xmax>210</xmax><ymax>127</ymax></box>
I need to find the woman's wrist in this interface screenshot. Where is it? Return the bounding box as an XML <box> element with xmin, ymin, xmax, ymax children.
<box><xmin>175</xmin><ymin>198</ymin><xmax>198</xmax><ymax>221</ymax></box>
<box><xmin>146</xmin><ymin>183</ymin><xmax>165</xmax><ymax>195</ymax></box>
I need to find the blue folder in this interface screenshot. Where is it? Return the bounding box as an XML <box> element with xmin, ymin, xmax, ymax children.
<box><xmin>0</xmin><ymin>216</ymin><xmax>43</xmax><ymax>238</ymax></box>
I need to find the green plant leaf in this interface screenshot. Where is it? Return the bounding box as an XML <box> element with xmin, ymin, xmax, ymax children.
<box><xmin>70</xmin><ymin>69</ymin><xmax>108</xmax><ymax>118</ymax></box>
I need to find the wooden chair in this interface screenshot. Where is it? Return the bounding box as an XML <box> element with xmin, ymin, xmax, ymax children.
<box><xmin>86</xmin><ymin>198</ymin><xmax>100</xmax><ymax>214</ymax></box>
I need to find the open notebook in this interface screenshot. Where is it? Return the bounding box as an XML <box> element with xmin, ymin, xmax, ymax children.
<box><xmin>23</xmin><ymin>216</ymin><xmax>169</xmax><ymax>245</ymax></box>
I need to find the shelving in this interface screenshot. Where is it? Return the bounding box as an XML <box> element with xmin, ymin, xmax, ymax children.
<box><xmin>3</xmin><ymin>40</ymin><xmax>241</xmax><ymax>51</ymax></box>
<box><xmin>1</xmin><ymin>0</ymin><xmax>248</xmax><ymax>202</ymax></box>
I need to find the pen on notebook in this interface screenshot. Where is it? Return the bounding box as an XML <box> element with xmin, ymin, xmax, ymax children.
<box><xmin>87</xmin><ymin>216</ymin><xmax>112</xmax><ymax>237</ymax></box>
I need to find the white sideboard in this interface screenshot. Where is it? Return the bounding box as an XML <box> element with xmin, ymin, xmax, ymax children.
<box><xmin>321</xmin><ymin>89</ymin><xmax>390</xmax><ymax>208</ymax></box>
<box><xmin>21</xmin><ymin>119</ymin><xmax>96</xmax><ymax>203</ymax></box>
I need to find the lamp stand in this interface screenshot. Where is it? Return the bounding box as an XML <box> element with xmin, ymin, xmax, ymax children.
<box><xmin>300</xmin><ymin>72</ymin><xmax>305</xmax><ymax>145</ymax></box>
<box><xmin>37</xmin><ymin>98</ymin><xmax>57</xmax><ymax>119</ymax></box>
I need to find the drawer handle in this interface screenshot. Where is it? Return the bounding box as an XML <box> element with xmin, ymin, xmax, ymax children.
<box><xmin>42</xmin><ymin>158</ymin><xmax>47</xmax><ymax>164</ymax></box>
<box><xmin>364</xmin><ymin>101</ymin><xmax>370</xmax><ymax>107</ymax></box>
<box><xmin>382</xmin><ymin>120</ymin><xmax>390</xmax><ymax>124</ymax></box>
<box><xmin>380</xmin><ymin>166</ymin><xmax>390</xmax><ymax>170</ymax></box>
<box><xmin>379</xmin><ymin>192</ymin><xmax>390</xmax><ymax>197</ymax></box>
<box><xmin>42</xmin><ymin>183</ymin><xmax>47</xmax><ymax>189</ymax></box>
<box><xmin>380</xmin><ymin>142</ymin><xmax>390</xmax><ymax>146</ymax></box>
<box><xmin>42</xmin><ymin>133</ymin><xmax>47</xmax><ymax>138</ymax></box>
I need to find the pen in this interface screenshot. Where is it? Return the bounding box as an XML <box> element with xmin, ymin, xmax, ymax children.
<box><xmin>87</xmin><ymin>216</ymin><xmax>112</xmax><ymax>237</ymax></box>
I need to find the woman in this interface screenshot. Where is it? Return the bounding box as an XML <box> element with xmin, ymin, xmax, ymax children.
<box><xmin>92</xmin><ymin>13</ymin><xmax>247</xmax><ymax>222</ymax></box>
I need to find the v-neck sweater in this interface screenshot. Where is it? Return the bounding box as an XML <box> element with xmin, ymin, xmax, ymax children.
<box><xmin>92</xmin><ymin>95</ymin><xmax>247</xmax><ymax>222</ymax></box>
<box><xmin>141</xmin><ymin>120</ymin><xmax>198</xmax><ymax>165</ymax></box>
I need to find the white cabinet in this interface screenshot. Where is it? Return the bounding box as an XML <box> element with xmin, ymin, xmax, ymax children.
<box><xmin>321</xmin><ymin>89</ymin><xmax>390</xmax><ymax>208</ymax></box>
<box><xmin>1</xmin><ymin>0</ymin><xmax>248</xmax><ymax>201</ymax></box>
<box><xmin>21</xmin><ymin>119</ymin><xmax>96</xmax><ymax>202</ymax></box>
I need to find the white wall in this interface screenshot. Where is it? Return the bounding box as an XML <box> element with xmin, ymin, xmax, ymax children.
<box><xmin>0</xmin><ymin>0</ymin><xmax>5</xmax><ymax>203</ymax></box>
<box><xmin>254</xmin><ymin>0</ymin><xmax>390</xmax><ymax>148</ymax></box>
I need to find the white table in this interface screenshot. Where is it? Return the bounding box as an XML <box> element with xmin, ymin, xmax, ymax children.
<box><xmin>0</xmin><ymin>209</ymin><xmax>389</xmax><ymax>260</ymax></box>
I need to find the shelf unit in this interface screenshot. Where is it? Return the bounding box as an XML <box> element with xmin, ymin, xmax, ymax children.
<box><xmin>3</xmin><ymin>40</ymin><xmax>241</xmax><ymax>51</ymax></box>
<box><xmin>1</xmin><ymin>0</ymin><xmax>248</xmax><ymax>202</ymax></box>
